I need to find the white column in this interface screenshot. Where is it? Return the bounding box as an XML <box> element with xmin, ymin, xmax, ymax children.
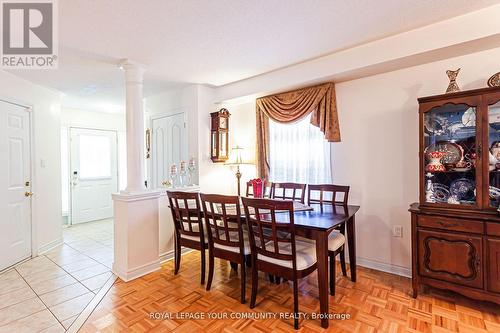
<box><xmin>121</xmin><ymin>60</ymin><xmax>146</xmax><ymax>193</ymax></box>
<box><xmin>112</xmin><ymin>59</ymin><xmax>160</xmax><ymax>282</ymax></box>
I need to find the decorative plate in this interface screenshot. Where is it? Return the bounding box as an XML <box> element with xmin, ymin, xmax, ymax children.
<box><xmin>489</xmin><ymin>186</ymin><xmax>500</xmax><ymax>201</ymax></box>
<box><xmin>431</xmin><ymin>183</ymin><xmax>450</xmax><ymax>203</ymax></box>
<box><xmin>424</xmin><ymin>115</ymin><xmax>447</xmax><ymax>135</ymax></box>
<box><xmin>461</xmin><ymin>108</ymin><xmax>476</xmax><ymax>127</ymax></box>
<box><xmin>425</xmin><ymin>141</ymin><xmax>464</xmax><ymax>166</ymax></box>
<box><xmin>488</xmin><ymin>72</ymin><xmax>500</xmax><ymax>87</ymax></box>
<box><xmin>450</xmin><ymin>178</ymin><xmax>476</xmax><ymax>201</ymax></box>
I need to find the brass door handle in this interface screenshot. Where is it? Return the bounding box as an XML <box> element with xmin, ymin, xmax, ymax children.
<box><xmin>24</xmin><ymin>191</ymin><xmax>33</xmax><ymax>197</ymax></box>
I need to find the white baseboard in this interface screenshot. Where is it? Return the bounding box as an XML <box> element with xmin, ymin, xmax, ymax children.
<box><xmin>112</xmin><ymin>259</ymin><xmax>161</xmax><ymax>282</ymax></box>
<box><xmin>355</xmin><ymin>257</ymin><xmax>411</xmax><ymax>278</ymax></box>
<box><xmin>37</xmin><ymin>238</ymin><xmax>63</xmax><ymax>256</ymax></box>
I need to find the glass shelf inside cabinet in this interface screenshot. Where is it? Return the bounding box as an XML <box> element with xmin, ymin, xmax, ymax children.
<box><xmin>488</xmin><ymin>101</ymin><xmax>500</xmax><ymax>208</ymax></box>
<box><xmin>424</xmin><ymin>103</ymin><xmax>476</xmax><ymax>206</ymax></box>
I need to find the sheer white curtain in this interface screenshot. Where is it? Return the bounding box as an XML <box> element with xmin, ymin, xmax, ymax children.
<box><xmin>269</xmin><ymin>114</ymin><xmax>332</xmax><ymax>184</ymax></box>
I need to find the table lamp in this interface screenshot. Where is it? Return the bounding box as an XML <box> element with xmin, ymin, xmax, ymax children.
<box><xmin>225</xmin><ymin>146</ymin><xmax>252</xmax><ymax>196</ymax></box>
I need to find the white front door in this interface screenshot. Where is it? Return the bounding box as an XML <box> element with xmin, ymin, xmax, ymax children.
<box><xmin>0</xmin><ymin>101</ymin><xmax>32</xmax><ymax>270</ymax></box>
<box><xmin>152</xmin><ymin>113</ymin><xmax>187</xmax><ymax>189</ymax></box>
<box><xmin>70</xmin><ymin>128</ymin><xmax>118</xmax><ymax>224</ymax></box>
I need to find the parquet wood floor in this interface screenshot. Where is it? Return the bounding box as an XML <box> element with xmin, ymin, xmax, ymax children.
<box><xmin>80</xmin><ymin>251</ymin><xmax>500</xmax><ymax>332</ymax></box>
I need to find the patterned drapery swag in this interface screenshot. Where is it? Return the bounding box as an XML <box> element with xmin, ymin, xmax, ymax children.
<box><xmin>255</xmin><ymin>82</ymin><xmax>341</xmax><ymax>179</ymax></box>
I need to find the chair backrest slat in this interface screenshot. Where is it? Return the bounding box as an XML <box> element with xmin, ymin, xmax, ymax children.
<box><xmin>167</xmin><ymin>191</ymin><xmax>204</xmax><ymax>240</ymax></box>
<box><xmin>200</xmin><ymin>193</ymin><xmax>244</xmax><ymax>253</ymax></box>
<box><xmin>307</xmin><ymin>184</ymin><xmax>350</xmax><ymax>208</ymax></box>
<box><xmin>242</xmin><ymin>197</ymin><xmax>296</xmax><ymax>264</ymax></box>
<box><xmin>270</xmin><ymin>182</ymin><xmax>306</xmax><ymax>203</ymax></box>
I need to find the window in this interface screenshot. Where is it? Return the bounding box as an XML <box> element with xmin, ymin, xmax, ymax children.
<box><xmin>269</xmin><ymin>115</ymin><xmax>332</xmax><ymax>184</ymax></box>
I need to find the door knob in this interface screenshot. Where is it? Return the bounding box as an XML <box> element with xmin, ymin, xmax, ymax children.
<box><xmin>24</xmin><ymin>191</ymin><xmax>33</xmax><ymax>197</ymax></box>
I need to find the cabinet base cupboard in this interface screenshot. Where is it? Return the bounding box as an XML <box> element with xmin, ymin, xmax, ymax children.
<box><xmin>410</xmin><ymin>87</ymin><xmax>500</xmax><ymax>305</ymax></box>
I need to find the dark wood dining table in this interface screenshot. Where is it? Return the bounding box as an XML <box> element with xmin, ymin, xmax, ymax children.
<box><xmin>172</xmin><ymin>196</ymin><xmax>359</xmax><ymax>329</ymax></box>
<box><xmin>276</xmin><ymin>203</ymin><xmax>360</xmax><ymax>329</ymax></box>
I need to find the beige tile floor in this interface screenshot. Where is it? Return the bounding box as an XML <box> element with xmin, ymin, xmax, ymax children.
<box><xmin>0</xmin><ymin>219</ymin><xmax>116</xmax><ymax>332</ymax></box>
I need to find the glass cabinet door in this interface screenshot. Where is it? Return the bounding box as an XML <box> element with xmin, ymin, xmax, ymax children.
<box><xmin>488</xmin><ymin>101</ymin><xmax>500</xmax><ymax>208</ymax></box>
<box><xmin>423</xmin><ymin>103</ymin><xmax>477</xmax><ymax>206</ymax></box>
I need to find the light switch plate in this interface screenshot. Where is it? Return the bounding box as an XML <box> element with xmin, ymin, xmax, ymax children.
<box><xmin>393</xmin><ymin>225</ymin><xmax>403</xmax><ymax>237</ymax></box>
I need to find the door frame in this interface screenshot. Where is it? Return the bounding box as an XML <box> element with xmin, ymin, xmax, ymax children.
<box><xmin>148</xmin><ymin>110</ymin><xmax>187</xmax><ymax>189</ymax></box>
<box><xmin>0</xmin><ymin>98</ymin><xmax>35</xmax><ymax>260</ymax></box>
<box><xmin>68</xmin><ymin>127</ymin><xmax>119</xmax><ymax>225</ymax></box>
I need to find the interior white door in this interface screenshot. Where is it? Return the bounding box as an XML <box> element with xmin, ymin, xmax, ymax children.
<box><xmin>152</xmin><ymin>113</ymin><xmax>187</xmax><ymax>189</ymax></box>
<box><xmin>0</xmin><ymin>101</ymin><xmax>31</xmax><ymax>271</ymax></box>
<box><xmin>70</xmin><ymin>128</ymin><xmax>118</xmax><ymax>224</ymax></box>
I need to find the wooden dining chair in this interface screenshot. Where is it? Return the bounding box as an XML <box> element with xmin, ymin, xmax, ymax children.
<box><xmin>270</xmin><ymin>182</ymin><xmax>306</xmax><ymax>203</ymax></box>
<box><xmin>307</xmin><ymin>184</ymin><xmax>350</xmax><ymax>295</ymax></box>
<box><xmin>167</xmin><ymin>191</ymin><xmax>207</xmax><ymax>285</ymax></box>
<box><xmin>242</xmin><ymin>197</ymin><xmax>317</xmax><ymax>329</ymax></box>
<box><xmin>200</xmin><ymin>193</ymin><xmax>250</xmax><ymax>303</ymax></box>
<box><xmin>245</xmin><ymin>180</ymin><xmax>272</xmax><ymax>198</ymax></box>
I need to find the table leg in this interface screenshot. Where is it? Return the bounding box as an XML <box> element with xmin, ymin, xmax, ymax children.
<box><xmin>347</xmin><ymin>215</ymin><xmax>356</xmax><ymax>282</ymax></box>
<box><xmin>315</xmin><ymin>231</ymin><xmax>329</xmax><ymax>328</ymax></box>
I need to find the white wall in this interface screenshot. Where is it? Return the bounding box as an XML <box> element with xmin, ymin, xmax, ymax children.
<box><xmin>212</xmin><ymin>46</ymin><xmax>500</xmax><ymax>276</ymax></box>
<box><xmin>0</xmin><ymin>70</ymin><xmax>62</xmax><ymax>255</ymax></box>
<box><xmin>60</xmin><ymin>107</ymin><xmax>127</xmax><ymax>216</ymax></box>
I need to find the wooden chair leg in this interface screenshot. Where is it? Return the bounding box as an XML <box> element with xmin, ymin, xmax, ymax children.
<box><xmin>339</xmin><ymin>247</ymin><xmax>347</xmax><ymax>276</ymax></box>
<box><xmin>250</xmin><ymin>261</ymin><xmax>258</xmax><ymax>308</ymax></box>
<box><xmin>206</xmin><ymin>250</ymin><xmax>214</xmax><ymax>291</ymax></box>
<box><xmin>293</xmin><ymin>279</ymin><xmax>299</xmax><ymax>329</ymax></box>
<box><xmin>174</xmin><ymin>236</ymin><xmax>181</xmax><ymax>275</ymax></box>
<box><xmin>240</xmin><ymin>258</ymin><xmax>246</xmax><ymax>304</ymax></box>
<box><xmin>329</xmin><ymin>253</ymin><xmax>336</xmax><ymax>296</ymax></box>
<box><xmin>230</xmin><ymin>261</ymin><xmax>238</xmax><ymax>271</ymax></box>
<box><xmin>245</xmin><ymin>255</ymin><xmax>252</xmax><ymax>267</ymax></box>
<box><xmin>200</xmin><ymin>247</ymin><xmax>206</xmax><ymax>285</ymax></box>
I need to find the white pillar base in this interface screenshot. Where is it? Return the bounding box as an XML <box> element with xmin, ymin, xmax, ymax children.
<box><xmin>112</xmin><ymin>190</ymin><xmax>162</xmax><ymax>282</ymax></box>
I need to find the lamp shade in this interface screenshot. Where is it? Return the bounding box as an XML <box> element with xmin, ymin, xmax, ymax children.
<box><xmin>227</xmin><ymin>146</ymin><xmax>244</xmax><ymax>165</ymax></box>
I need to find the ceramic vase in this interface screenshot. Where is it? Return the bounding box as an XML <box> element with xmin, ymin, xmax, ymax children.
<box><xmin>446</xmin><ymin>68</ymin><xmax>460</xmax><ymax>93</ymax></box>
<box><xmin>426</xmin><ymin>151</ymin><xmax>447</xmax><ymax>172</ymax></box>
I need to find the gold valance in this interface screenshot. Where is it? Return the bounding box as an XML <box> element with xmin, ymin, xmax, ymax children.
<box><xmin>255</xmin><ymin>82</ymin><xmax>340</xmax><ymax>179</ymax></box>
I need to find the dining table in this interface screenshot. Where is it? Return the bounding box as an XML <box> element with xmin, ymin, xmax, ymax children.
<box><xmin>171</xmin><ymin>195</ymin><xmax>360</xmax><ymax>329</ymax></box>
<box><xmin>277</xmin><ymin>203</ymin><xmax>360</xmax><ymax>329</ymax></box>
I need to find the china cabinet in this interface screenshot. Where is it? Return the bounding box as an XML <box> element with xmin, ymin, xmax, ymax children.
<box><xmin>410</xmin><ymin>86</ymin><xmax>500</xmax><ymax>305</ymax></box>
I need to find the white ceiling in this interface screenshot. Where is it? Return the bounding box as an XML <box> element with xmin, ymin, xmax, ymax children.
<box><xmin>9</xmin><ymin>0</ymin><xmax>500</xmax><ymax>112</ymax></box>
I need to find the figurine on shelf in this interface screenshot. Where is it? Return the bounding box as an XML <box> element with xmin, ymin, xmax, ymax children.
<box><xmin>447</xmin><ymin>195</ymin><xmax>460</xmax><ymax>205</ymax></box>
<box><xmin>425</xmin><ymin>179</ymin><xmax>435</xmax><ymax>203</ymax></box>
<box><xmin>425</xmin><ymin>151</ymin><xmax>447</xmax><ymax>172</ymax></box>
<box><xmin>445</xmin><ymin>68</ymin><xmax>460</xmax><ymax>93</ymax></box>
<box><xmin>491</xmin><ymin>141</ymin><xmax>500</xmax><ymax>170</ymax></box>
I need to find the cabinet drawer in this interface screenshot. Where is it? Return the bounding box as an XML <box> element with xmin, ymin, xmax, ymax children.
<box><xmin>418</xmin><ymin>215</ymin><xmax>483</xmax><ymax>234</ymax></box>
<box><xmin>486</xmin><ymin>223</ymin><xmax>500</xmax><ymax>237</ymax></box>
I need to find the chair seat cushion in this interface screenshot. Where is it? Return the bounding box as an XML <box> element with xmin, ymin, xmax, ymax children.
<box><xmin>328</xmin><ymin>231</ymin><xmax>345</xmax><ymax>252</ymax></box>
<box><xmin>296</xmin><ymin>230</ymin><xmax>345</xmax><ymax>252</ymax></box>
<box><xmin>213</xmin><ymin>230</ymin><xmax>251</xmax><ymax>255</ymax></box>
<box><xmin>257</xmin><ymin>239</ymin><xmax>317</xmax><ymax>270</ymax></box>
